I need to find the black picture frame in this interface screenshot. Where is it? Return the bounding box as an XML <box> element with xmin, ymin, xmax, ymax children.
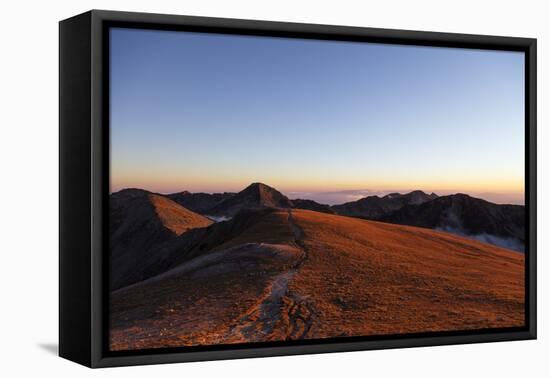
<box><xmin>59</xmin><ymin>9</ymin><xmax>537</xmax><ymax>368</ymax></box>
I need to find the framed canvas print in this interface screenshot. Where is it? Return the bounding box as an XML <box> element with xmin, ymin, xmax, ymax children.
<box><xmin>59</xmin><ymin>10</ymin><xmax>537</xmax><ymax>368</ymax></box>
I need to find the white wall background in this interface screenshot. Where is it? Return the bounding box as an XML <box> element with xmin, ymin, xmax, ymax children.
<box><xmin>0</xmin><ymin>0</ymin><xmax>547</xmax><ymax>376</ymax></box>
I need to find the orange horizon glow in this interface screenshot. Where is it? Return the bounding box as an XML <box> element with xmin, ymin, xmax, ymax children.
<box><xmin>110</xmin><ymin>169</ymin><xmax>524</xmax><ymax>194</ymax></box>
<box><xmin>109</xmin><ymin>172</ymin><xmax>525</xmax><ymax>205</ymax></box>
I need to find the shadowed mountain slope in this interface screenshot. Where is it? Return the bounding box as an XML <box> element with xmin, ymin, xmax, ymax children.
<box><xmin>381</xmin><ymin>193</ymin><xmax>525</xmax><ymax>251</ymax></box>
<box><xmin>332</xmin><ymin>190</ymin><xmax>438</xmax><ymax>219</ymax></box>
<box><xmin>109</xmin><ymin>189</ymin><xmax>213</xmax><ymax>290</ymax></box>
<box><xmin>167</xmin><ymin>191</ymin><xmax>235</xmax><ymax>214</ymax></box>
<box><xmin>291</xmin><ymin>199</ymin><xmax>335</xmax><ymax>214</ymax></box>
<box><xmin>207</xmin><ymin>183</ymin><xmax>294</xmax><ymax>217</ymax></box>
<box><xmin>110</xmin><ymin>208</ymin><xmax>524</xmax><ymax>350</ymax></box>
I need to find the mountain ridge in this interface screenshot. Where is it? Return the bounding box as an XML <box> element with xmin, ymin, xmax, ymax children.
<box><xmin>109</xmin><ymin>189</ymin><xmax>213</xmax><ymax>290</ymax></box>
<box><xmin>207</xmin><ymin>182</ymin><xmax>294</xmax><ymax>217</ymax></box>
<box><xmin>168</xmin><ymin>191</ymin><xmax>235</xmax><ymax>214</ymax></box>
<box><xmin>111</xmin><ymin>184</ymin><xmax>525</xmax><ymax>252</ymax></box>
<box><xmin>380</xmin><ymin>193</ymin><xmax>525</xmax><ymax>251</ymax></box>
<box><xmin>332</xmin><ymin>190</ymin><xmax>438</xmax><ymax>219</ymax></box>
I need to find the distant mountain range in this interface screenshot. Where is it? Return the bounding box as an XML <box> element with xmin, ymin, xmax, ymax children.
<box><xmin>109</xmin><ymin>183</ymin><xmax>525</xmax><ymax>291</ymax></box>
<box><xmin>332</xmin><ymin>190</ymin><xmax>438</xmax><ymax>218</ymax></box>
<box><xmin>167</xmin><ymin>191</ymin><xmax>235</xmax><ymax>214</ymax></box>
<box><xmin>380</xmin><ymin>193</ymin><xmax>525</xmax><ymax>251</ymax></box>
<box><xmin>159</xmin><ymin>183</ymin><xmax>525</xmax><ymax>252</ymax></box>
<box><xmin>207</xmin><ymin>183</ymin><xmax>294</xmax><ymax>217</ymax></box>
<box><xmin>164</xmin><ymin>183</ymin><xmax>335</xmax><ymax>218</ymax></box>
<box><xmin>327</xmin><ymin>189</ymin><xmax>524</xmax><ymax>251</ymax></box>
<box><xmin>291</xmin><ymin>198</ymin><xmax>335</xmax><ymax>214</ymax></box>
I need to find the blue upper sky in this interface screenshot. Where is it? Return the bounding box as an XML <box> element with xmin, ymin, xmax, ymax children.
<box><xmin>110</xmin><ymin>27</ymin><xmax>525</xmax><ymax>204</ymax></box>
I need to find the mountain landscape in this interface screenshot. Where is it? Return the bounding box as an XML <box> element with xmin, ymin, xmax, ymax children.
<box><xmin>109</xmin><ymin>182</ymin><xmax>525</xmax><ymax>350</ymax></box>
<box><xmin>159</xmin><ymin>184</ymin><xmax>524</xmax><ymax>252</ymax></box>
<box><xmin>106</xmin><ymin>27</ymin><xmax>527</xmax><ymax>353</ymax></box>
<box><xmin>165</xmin><ymin>183</ymin><xmax>336</xmax><ymax>218</ymax></box>
<box><xmin>291</xmin><ymin>198</ymin><xmax>335</xmax><ymax>214</ymax></box>
<box><xmin>109</xmin><ymin>189</ymin><xmax>213</xmax><ymax>290</ymax></box>
<box><xmin>380</xmin><ymin>194</ymin><xmax>525</xmax><ymax>251</ymax></box>
<box><xmin>331</xmin><ymin>191</ymin><xmax>524</xmax><ymax>252</ymax></box>
<box><xmin>206</xmin><ymin>183</ymin><xmax>294</xmax><ymax>218</ymax></box>
<box><xmin>332</xmin><ymin>190</ymin><xmax>438</xmax><ymax>219</ymax></box>
<box><xmin>167</xmin><ymin>191</ymin><xmax>235</xmax><ymax>214</ymax></box>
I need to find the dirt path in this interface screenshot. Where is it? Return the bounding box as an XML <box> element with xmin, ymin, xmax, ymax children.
<box><xmin>222</xmin><ymin>210</ymin><xmax>315</xmax><ymax>342</ymax></box>
<box><xmin>222</xmin><ymin>270</ymin><xmax>297</xmax><ymax>342</ymax></box>
<box><xmin>285</xmin><ymin>209</ymin><xmax>315</xmax><ymax>338</ymax></box>
<box><xmin>288</xmin><ymin>210</ymin><xmax>307</xmax><ymax>262</ymax></box>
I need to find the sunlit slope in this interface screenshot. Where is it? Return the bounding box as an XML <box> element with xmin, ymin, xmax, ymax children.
<box><xmin>288</xmin><ymin>210</ymin><xmax>524</xmax><ymax>337</ymax></box>
<box><xmin>110</xmin><ymin>209</ymin><xmax>524</xmax><ymax>350</ymax></box>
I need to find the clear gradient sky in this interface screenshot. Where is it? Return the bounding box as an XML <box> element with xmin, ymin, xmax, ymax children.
<box><xmin>110</xmin><ymin>28</ymin><xmax>525</xmax><ymax>205</ymax></box>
